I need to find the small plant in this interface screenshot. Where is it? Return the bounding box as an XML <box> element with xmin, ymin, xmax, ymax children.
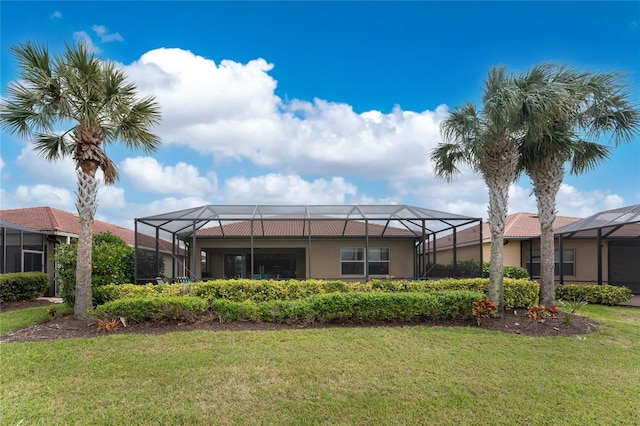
<box><xmin>527</xmin><ymin>305</ymin><xmax>559</xmax><ymax>322</ymax></box>
<box><xmin>472</xmin><ymin>299</ymin><xmax>496</xmax><ymax>324</ymax></box>
<box><xmin>560</xmin><ymin>296</ymin><xmax>589</xmax><ymax>313</ymax></box>
<box><xmin>96</xmin><ymin>318</ymin><xmax>120</xmax><ymax>333</ymax></box>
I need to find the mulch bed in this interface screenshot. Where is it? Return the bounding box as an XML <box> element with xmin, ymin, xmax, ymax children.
<box><xmin>0</xmin><ymin>299</ymin><xmax>599</xmax><ymax>343</ymax></box>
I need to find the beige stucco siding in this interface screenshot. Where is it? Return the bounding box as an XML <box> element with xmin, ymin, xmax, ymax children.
<box><xmin>196</xmin><ymin>237</ymin><xmax>415</xmax><ymax>280</ymax></box>
<box><xmin>518</xmin><ymin>239</ymin><xmax>608</xmax><ymax>283</ymax></box>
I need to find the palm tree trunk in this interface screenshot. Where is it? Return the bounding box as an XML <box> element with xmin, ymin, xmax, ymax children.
<box><xmin>486</xmin><ymin>179</ymin><xmax>508</xmax><ymax>315</ymax></box>
<box><xmin>483</xmin><ymin>144</ymin><xmax>520</xmax><ymax>316</ymax></box>
<box><xmin>74</xmin><ymin>168</ymin><xmax>98</xmax><ymax>320</ymax></box>
<box><xmin>529</xmin><ymin>159</ymin><xmax>564</xmax><ymax>307</ymax></box>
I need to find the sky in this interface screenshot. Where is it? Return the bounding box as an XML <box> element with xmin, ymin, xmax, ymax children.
<box><xmin>1</xmin><ymin>1</ymin><xmax>639</xmax><ymax>231</ymax></box>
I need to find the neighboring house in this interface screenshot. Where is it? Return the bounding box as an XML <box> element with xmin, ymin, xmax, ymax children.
<box><xmin>0</xmin><ymin>207</ymin><xmax>185</xmax><ymax>296</ymax></box>
<box><xmin>433</xmin><ymin>206</ymin><xmax>640</xmax><ymax>293</ymax></box>
<box><xmin>135</xmin><ymin>204</ymin><xmax>483</xmax><ymax>282</ymax></box>
<box><xmin>555</xmin><ymin>205</ymin><xmax>640</xmax><ymax>293</ymax></box>
<box><xmin>431</xmin><ymin>212</ymin><xmax>581</xmax><ymax>268</ymax></box>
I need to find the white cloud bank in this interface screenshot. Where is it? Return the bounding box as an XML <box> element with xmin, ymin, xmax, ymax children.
<box><xmin>1</xmin><ymin>47</ymin><xmax>631</xmax><ymax>228</ymax></box>
<box><xmin>125</xmin><ymin>48</ymin><xmax>446</xmax><ymax>178</ymax></box>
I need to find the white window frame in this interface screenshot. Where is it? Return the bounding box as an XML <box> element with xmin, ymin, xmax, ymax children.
<box><xmin>367</xmin><ymin>247</ymin><xmax>390</xmax><ymax>276</ymax></box>
<box><xmin>340</xmin><ymin>247</ymin><xmax>390</xmax><ymax>276</ymax></box>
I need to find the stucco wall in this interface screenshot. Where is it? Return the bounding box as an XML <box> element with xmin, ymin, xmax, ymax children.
<box><xmin>196</xmin><ymin>237</ymin><xmax>416</xmax><ymax>280</ymax></box>
<box><xmin>519</xmin><ymin>239</ymin><xmax>608</xmax><ymax>283</ymax></box>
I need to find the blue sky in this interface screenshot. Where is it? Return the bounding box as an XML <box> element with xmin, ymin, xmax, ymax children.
<box><xmin>1</xmin><ymin>1</ymin><xmax>639</xmax><ymax>230</ymax></box>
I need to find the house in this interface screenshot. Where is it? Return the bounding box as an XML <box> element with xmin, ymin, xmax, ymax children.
<box><xmin>0</xmin><ymin>207</ymin><xmax>185</xmax><ymax>296</ymax></box>
<box><xmin>554</xmin><ymin>205</ymin><xmax>640</xmax><ymax>293</ymax></box>
<box><xmin>135</xmin><ymin>204</ymin><xmax>483</xmax><ymax>282</ymax></box>
<box><xmin>431</xmin><ymin>212</ymin><xmax>581</xmax><ymax>268</ymax></box>
<box><xmin>432</xmin><ymin>206</ymin><xmax>640</xmax><ymax>293</ymax></box>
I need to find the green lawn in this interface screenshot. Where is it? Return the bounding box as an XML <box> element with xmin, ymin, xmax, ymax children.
<box><xmin>1</xmin><ymin>306</ymin><xmax>639</xmax><ymax>425</ymax></box>
<box><xmin>0</xmin><ymin>304</ymin><xmax>72</xmax><ymax>335</ymax></box>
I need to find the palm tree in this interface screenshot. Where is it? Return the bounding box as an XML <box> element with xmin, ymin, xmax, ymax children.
<box><xmin>1</xmin><ymin>41</ymin><xmax>161</xmax><ymax>319</ymax></box>
<box><xmin>516</xmin><ymin>64</ymin><xmax>640</xmax><ymax>306</ymax></box>
<box><xmin>432</xmin><ymin>66</ymin><xmax>523</xmax><ymax>314</ymax></box>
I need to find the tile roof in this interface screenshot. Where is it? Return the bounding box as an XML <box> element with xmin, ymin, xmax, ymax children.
<box><xmin>197</xmin><ymin>218</ymin><xmax>418</xmax><ymax>238</ymax></box>
<box><xmin>435</xmin><ymin>212</ymin><xmax>582</xmax><ymax>247</ymax></box>
<box><xmin>0</xmin><ymin>206</ymin><xmax>171</xmax><ymax>251</ymax></box>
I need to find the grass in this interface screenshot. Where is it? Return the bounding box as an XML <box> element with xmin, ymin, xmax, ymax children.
<box><xmin>1</xmin><ymin>306</ymin><xmax>639</xmax><ymax>425</ymax></box>
<box><xmin>0</xmin><ymin>304</ymin><xmax>72</xmax><ymax>335</ymax></box>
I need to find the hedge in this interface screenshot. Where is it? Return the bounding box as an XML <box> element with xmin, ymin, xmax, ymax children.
<box><xmin>91</xmin><ymin>296</ymin><xmax>208</xmax><ymax>323</ymax></box>
<box><xmin>90</xmin><ymin>289</ymin><xmax>484</xmax><ymax>325</ymax></box>
<box><xmin>95</xmin><ymin>278</ymin><xmax>539</xmax><ymax>310</ymax></box>
<box><xmin>191</xmin><ymin>279</ymin><xmax>365</xmax><ymax>302</ymax></box>
<box><xmin>211</xmin><ymin>290</ymin><xmax>484</xmax><ymax>324</ymax></box>
<box><xmin>556</xmin><ymin>284</ymin><xmax>632</xmax><ymax>305</ymax></box>
<box><xmin>0</xmin><ymin>272</ymin><xmax>49</xmax><ymax>302</ymax></box>
<box><xmin>369</xmin><ymin>278</ymin><xmax>539</xmax><ymax>309</ymax></box>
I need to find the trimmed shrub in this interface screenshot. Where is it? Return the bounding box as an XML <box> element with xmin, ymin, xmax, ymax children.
<box><xmin>481</xmin><ymin>262</ymin><xmax>529</xmax><ymax>279</ymax></box>
<box><xmin>210</xmin><ymin>299</ymin><xmax>259</xmax><ymax>323</ymax></box>
<box><xmin>556</xmin><ymin>284</ymin><xmax>632</xmax><ymax>305</ymax></box>
<box><xmin>93</xmin><ymin>283</ymin><xmax>157</xmax><ymax>305</ymax></box>
<box><xmin>192</xmin><ymin>279</ymin><xmax>367</xmax><ymax>302</ymax></box>
<box><xmin>210</xmin><ymin>290</ymin><xmax>484</xmax><ymax>324</ymax></box>
<box><xmin>429</xmin><ymin>260</ymin><xmax>483</xmax><ymax>278</ymax></box>
<box><xmin>503</xmin><ymin>266</ymin><xmax>530</xmax><ymax>279</ymax></box>
<box><xmin>0</xmin><ymin>272</ymin><xmax>49</xmax><ymax>302</ymax></box>
<box><xmin>93</xmin><ymin>283</ymin><xmax>193</xmax><ymax>304</ymax></box>
<box><xmin>370</xmin><ymin>278</ymin><xmax>538</xmax><ymax>309</ymax></box>
<box><xmin>91</xmin><ymin>296</ymin><xmax>208</xmax><ymax>323</ymax></box>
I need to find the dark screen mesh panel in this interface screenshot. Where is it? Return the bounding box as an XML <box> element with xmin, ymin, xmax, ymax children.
<box><xmin>609</xmin><ymin>241</ymin><xmax>640</xmax><ymax>293</ymax></box>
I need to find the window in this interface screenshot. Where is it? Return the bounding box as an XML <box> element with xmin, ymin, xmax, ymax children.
<box><xmin>340</xmin><ymin>247</ymin><xmax>389</xmax><ymax>276</ymax></box>
<box><xmin>368</xmin><ymin>247</ymin><xmax>390</xmax><ymax>275</ymax></box>
<box><xmin>341</xmin><ymin>248</ymin><xmax>364</xmax><ymax>275</ymax></box>
<box><xmin>526</xmin><ymin>249</ymin><xmax>574</xmax><ymax>276</ymax></box>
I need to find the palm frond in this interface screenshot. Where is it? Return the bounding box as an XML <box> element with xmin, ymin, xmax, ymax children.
<box><xmin>32</xmin><ymin>133</ymin><xmax>73</xmax><ymax>161</ymax></box>
<box><xmin>430</xmin><ymin>143</ymin><xmax>470</xmax><ymax>181</ymax></box>
<box><xmin>106</xmin><ymin>96</ymin><xmax>162</xmax><ymax>152</ymax></box>
<box><xmin>100</xmin><ymin>156</ymin><xmax>119</xmax><ymax>185</ymax></box>
<box><xmin>569</xmin><ymin>141</ymin><xmax>611</xmax><ymax>175</ymax></box>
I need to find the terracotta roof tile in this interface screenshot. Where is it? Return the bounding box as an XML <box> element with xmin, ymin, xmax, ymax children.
<box><xmin>0</xmin><ymin>206</ymin><xmax>173</xmax><ymax>251</ymax></box>
<box><xmin>198</xmin><ymin>218</ymin><xmax>417</xmax><ymax>238</ymax></box>
<box><xmin>435</xmin><ymin>212</ymin><xmax>582</xmax><ymax>247</ymax></box>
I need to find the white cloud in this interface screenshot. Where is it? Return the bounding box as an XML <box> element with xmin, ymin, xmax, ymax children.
<box><xmin>554</xmin><ymin>184</ymin><xmax>625</xmax><ymax>217</ymax></box>
<box><xmin>92</xmin><ymin>25</ymin><xmax>123</xmax><ymax>42</ymax></box>
<box><xmin>12</xmin><ymin>185</ymin><xmax>74</xmax><ymax>210</ymax></box>
<box><xmin>120</xmin><ymin>157</ymin><xmax>216</xmax><ymax>196</ymax></box>
<box><xmin>124</xmin><ymin>47</ymin><xmax>446</xmax><ymax>188</ymax></box>
<box><xmin>73</xmin><ymin>31</ymin><xmax>101</xmax><ymax>53</ymax></box>
<box><xmin>16</xmin><ymin>148</ymin><xmax>76</xmax><ymax>187</ymax></box>
<box><xmin>222</xmin><ymin>173</ymin><xmax>358</xmax><ymax>204</ymax></box>
<box><xmin>50</xmin><ymin>11</ymin><xmax>62</xmax><ymax>19</ymax></box>
<box><xmin>3</xmin><ymin>47</ymin><xmax>634</xmax><ymax>228</ymax></box>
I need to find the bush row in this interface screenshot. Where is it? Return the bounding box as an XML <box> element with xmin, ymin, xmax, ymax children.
<box><xmin>91</xmin><ymin>290</ymin><xmax>485</xmax><ymax>324</ymax></box>
<box><xmin>556</xmin><ymin>284</ymin><xmax>632</xmax><ymax>305</ymax></box>
<box><xmin>96</xmin><ymin>277</ymin><xmax>540</xmax><ymax>310</ymax></box>
<box><xmin>92</xmin><ymin>296</ymin><xmax>208</xmax><ymax>323</ymax></box>
<box><xmin>368</xmin><ymin>278</ymin><xmax>538</xmax><ymax>309</ymax></box>
<box><xmin>481</xmin><ymin>262</ymin><xmax>530</xmax><ymax>279</ymax></box>
<box><xmin>0</xmin><ymin>272</ymin><xmax>49</xmax><ymax>302</ymax></box>
<box><xmin>428</xmin><ymin>260</ymin><xmax>530</xmax><ymax>279</ymax></box>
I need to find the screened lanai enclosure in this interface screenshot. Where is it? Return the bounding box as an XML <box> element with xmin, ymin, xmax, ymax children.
<box><xmin>555</xmin><ymin>204</ymin><xmax>640</xmax><ymax>293</ymax></box>
<box><xmin>134</xmin><ymin>205</ymin><xmax>482</xmax><ymax>283</ymax></box>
